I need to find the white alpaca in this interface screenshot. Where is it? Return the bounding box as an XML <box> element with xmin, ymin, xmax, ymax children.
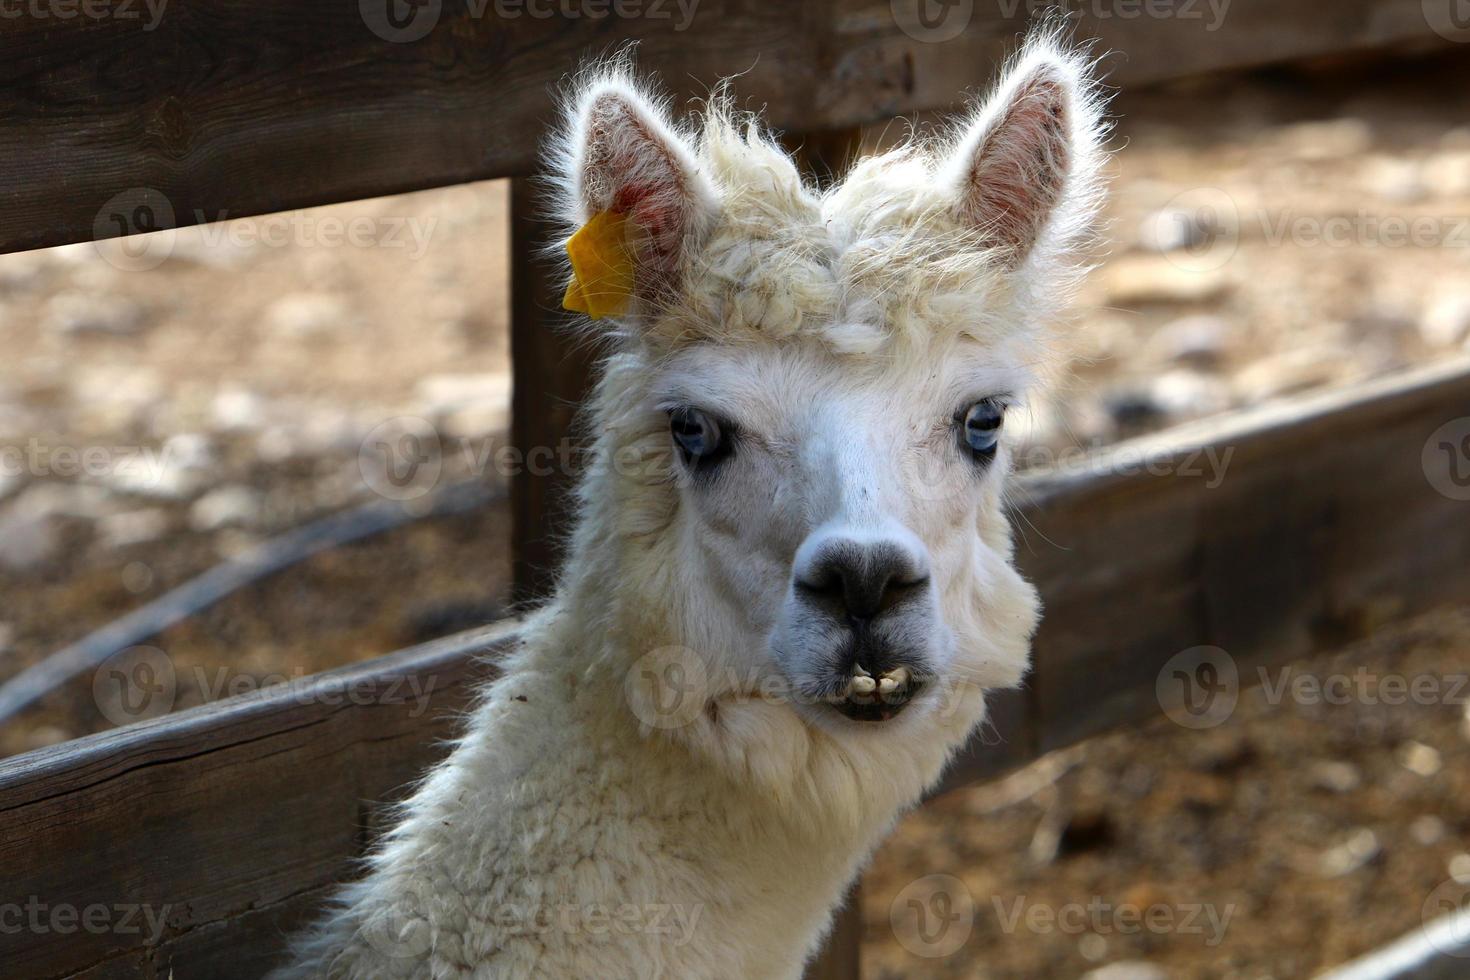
<box><xmin>278</xmin><ymin>27</ymin><xmax>1107</xmax><ymax>980</ymax></box>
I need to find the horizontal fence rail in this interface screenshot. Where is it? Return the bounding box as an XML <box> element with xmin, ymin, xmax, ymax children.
<box><xmin>2</xmin><ymin>357</ymin><xmax>1468</xmax><ymax>978</ymax></box>
<box><xmin>0</xmin><ymin>0</ymin><xmax>1452</xmax><ymax>255</ymax></box>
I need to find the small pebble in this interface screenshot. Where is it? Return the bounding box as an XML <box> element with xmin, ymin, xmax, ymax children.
<box><xmin>1450</xmin><ymin>854</ymin><xmax>1470</xmax><ymax>884</ymax></box>
<box><xmin>1398</xmin><ymin>741</ymin><xmax>1443</xmax><ymax>778</ymax></box>
<box><xmin>1411</xmin><ymin>815</ymin><xmax>1446</xmax><ymax>846</ymax></box>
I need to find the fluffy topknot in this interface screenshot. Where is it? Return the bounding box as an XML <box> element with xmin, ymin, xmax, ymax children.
<box><xmin>550</xmin><ymin>24</ymin><xmax>1111</xmax><ymax>357</ymax></box>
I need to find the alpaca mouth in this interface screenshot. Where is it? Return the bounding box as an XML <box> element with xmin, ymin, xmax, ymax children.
<box><xmin>825</xmin><ymin>666</ymin><xmax>921</xmax><ymax>722</ymax></box>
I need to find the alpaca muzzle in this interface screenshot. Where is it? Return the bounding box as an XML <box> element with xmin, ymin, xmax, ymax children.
<box><xmin>786</xmin><ymin>534</ymin><xmax>939</xmax><ymax>722</ymax></box>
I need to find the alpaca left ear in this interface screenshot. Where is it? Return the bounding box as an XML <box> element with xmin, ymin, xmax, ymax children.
<box><xmin>944</xmin><ymin>41</ymin><xmax>1104</xmax><ymax>265</ymax></box>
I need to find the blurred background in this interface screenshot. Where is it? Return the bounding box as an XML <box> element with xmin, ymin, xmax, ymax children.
<box><xmin>1</xmin><ymin>39</ymin><xmax>1469</xmax><ymax>980</ymax></box>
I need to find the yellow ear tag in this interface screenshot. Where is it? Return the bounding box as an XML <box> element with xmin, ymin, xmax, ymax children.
<box><xmin>563</xmin><ymin>209</ymin><xmax>634</xmax><ymax>319</ymax></box>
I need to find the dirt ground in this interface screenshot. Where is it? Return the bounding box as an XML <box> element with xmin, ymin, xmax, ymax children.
<box><xmin>1</xmin><ymin>48</ymin><xmax>1469</xmax><ymax>980</ymax></box>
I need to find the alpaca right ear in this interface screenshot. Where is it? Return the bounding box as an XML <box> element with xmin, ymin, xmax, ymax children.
<box><xmin>941</xmin><ymin>35</ymin><xmax>1105</xmax><ymax>267</ymax></box>
<box><xmin>561</xmin><ymin>79</ymin><xmax>717</xmax><ymax>315</ymax></box>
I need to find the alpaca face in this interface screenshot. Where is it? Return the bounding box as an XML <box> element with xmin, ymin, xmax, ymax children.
<box><xmin>558</xmin><ymin>33</ymin><xmax>1106</xmax><ymax>730</ymax></box>
<box><xmin>650</xmin><ymin>332</ymin><xmax>1029</xmax><ymax>724</ymax></box>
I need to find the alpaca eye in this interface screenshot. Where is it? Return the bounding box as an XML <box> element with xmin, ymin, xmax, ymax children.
<box><xmin>960</xmin><ymin>399</ymin><xmax>1005</xmax><ymax>459</ymax></box>
<box><xmin>670</xmin><ymin>407</ymin><xmax>730</xmax><ymax>467</ymax></box>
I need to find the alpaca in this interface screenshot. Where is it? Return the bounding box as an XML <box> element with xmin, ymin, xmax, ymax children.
<box><xmin>277</xmin><ymin>27</ymin><xmax>1108</xmax><ymax>980</ymax></box>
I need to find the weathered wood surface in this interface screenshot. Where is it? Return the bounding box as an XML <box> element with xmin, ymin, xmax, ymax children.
<box><xmin>508</xmin><ymin>177</ymin><xmax>598</xmax><ymax>603</ymax></box>
<box><xmin>1018</xmin><ymin>355</ymin><xmax>1470</xmax><ymax>756</ymax></box>
<box><xmin>0</xmin><ymin>622</ymin><xmax>516</xmax><ymax>979</ymax></box>
<box><xmin>0</xmin><ymin>0</ymin><xmax>1447</xmax><ymax>255</ymax></box>
<box><xmin>2</xmin><ymin>358</ymin><xmax>1468</xmax><ymax>977</ymax></box>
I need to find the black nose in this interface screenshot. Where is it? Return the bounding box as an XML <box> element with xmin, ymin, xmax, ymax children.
<box><xmin>795</xmin><ymin>542</ymin><xmax>928</xmax><ymax>622</ymax></box>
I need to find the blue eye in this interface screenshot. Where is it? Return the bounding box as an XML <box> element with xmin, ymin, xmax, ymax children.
<box><xmin>670</xmin><ymin>407</ymin><xmax>730</xmax><ymax>467</ymax></box>
<box><xmin>960</xmin><ymin>400</ymin><xmax>1005</xmax><ymax>458</ymax></box>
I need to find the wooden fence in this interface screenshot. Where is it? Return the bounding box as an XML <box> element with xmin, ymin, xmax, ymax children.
<box><xmin>1</xmin><ymin>2</ymin><xmax>1468</xmax><ymax>976</ymax></box>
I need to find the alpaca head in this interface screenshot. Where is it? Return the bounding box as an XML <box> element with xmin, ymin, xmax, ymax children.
<box><xmin>555</xmin><ymin>32</ymin><xmax>1108</xmax><ymax>734</ymax></box>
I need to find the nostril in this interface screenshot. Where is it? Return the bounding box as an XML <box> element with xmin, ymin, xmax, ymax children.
<box><xmin>877</xmin><ymin>575</ymin><xmax>930</xmax><ymax>615</ymax></box>
<box><xmin>796</xmin><ymin>542</ymin><xmax>929</xmax><ymax>622</ymax></box>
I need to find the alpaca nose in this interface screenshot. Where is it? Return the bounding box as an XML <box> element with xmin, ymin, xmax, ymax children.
<box><xmin>795</xmin><ymin>541</ymin><xmax>929</xmax><ymax>623</ymax></box>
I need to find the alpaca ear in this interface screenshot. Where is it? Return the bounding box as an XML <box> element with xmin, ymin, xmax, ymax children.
<box><xmin>562</xmin><ymin>80</ymin><xmax>716</xmax><ymax>315</ymax></box>
<box><xmin>944</xmin><ymin>43</ymin><xmax>1103</xmax><ymax>265</ymax></box>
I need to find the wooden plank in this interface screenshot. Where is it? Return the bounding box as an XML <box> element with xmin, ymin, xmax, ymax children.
<box><xmin>508</xmin><ymin>178</ymin><xmax>597</xmax><ymax>602</ymax></box>
<box><xmin>2</xmin><ymin>359</ymin><xmax>1469</xmax><ymax>976</ymax></box>
<box><xmin>0</xmin><ymin>622</ymin><xmax>515</xmax><ymax>979</ymax></box>
<box><xmin>0</xmin><ymin>0</ymin><xmax>1446</xmax><ymax>255</ymax></box>
<box><xmin>1019</xmin><ymin>356</ymin><xmax>1470</xmax><ymax>752</ymax></box>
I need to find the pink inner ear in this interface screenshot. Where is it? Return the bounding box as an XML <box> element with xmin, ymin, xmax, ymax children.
<box><xmin>612</xmin><ymin>183</ymin><xmax>685</xmax><ymax>273</ymax></box>
<box><xmin>581</xmin><ymin>96</ymin><xmax>693</xmax><ymax>284</ymax></box>
<box><xmin>963</xmin><ymin>74</ymin><xmax>1071</xmax><ymax>258</ymax></box>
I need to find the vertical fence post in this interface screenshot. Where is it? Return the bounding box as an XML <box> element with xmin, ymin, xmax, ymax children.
<box><xmin>509</xmin><ymin>177</ymin><xmax>596</xmax><ymax>604</ymax></box>
<box><xmin>806</xmin><ymin>886</ymin><xmax>863</xmax><ymax>980</ymax></box>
